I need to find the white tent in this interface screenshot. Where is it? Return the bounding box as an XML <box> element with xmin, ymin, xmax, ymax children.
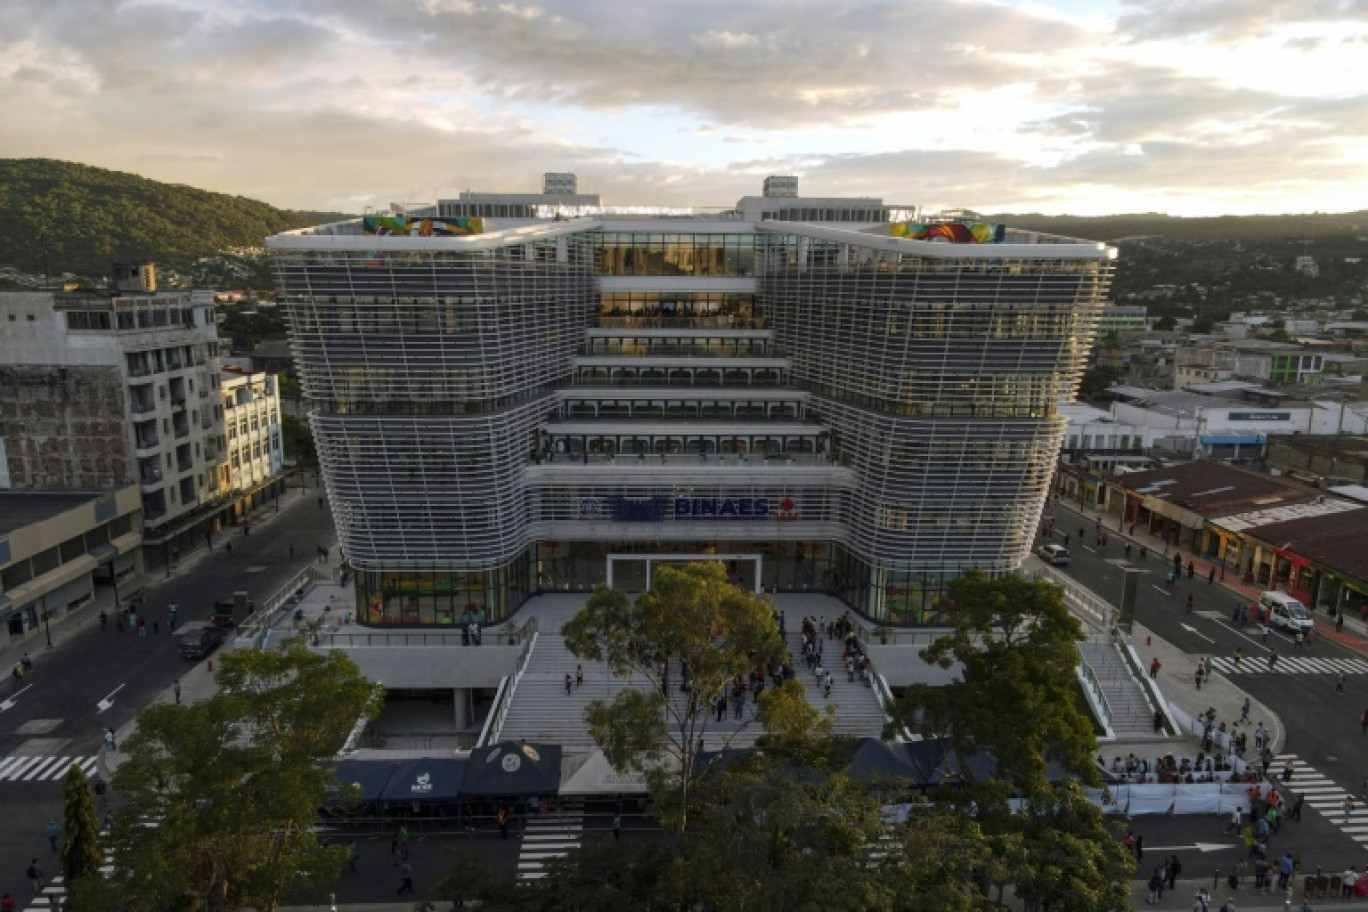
<box><xmin>558</xmin><ymin>750</ymin><xmax>649</xmax><ymax>796</ymax></box>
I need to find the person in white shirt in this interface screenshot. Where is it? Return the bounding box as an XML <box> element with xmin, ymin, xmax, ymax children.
<box><xmin>1343</xmin><ymin>866</ymin><xmax>1360</xmax><ymax>899</ymax></box>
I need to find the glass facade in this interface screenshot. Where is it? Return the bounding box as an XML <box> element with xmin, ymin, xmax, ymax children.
<box><xmin>270</xmin><ymin>196</ymin><xmax>1114</xmax><ymax>627</ymax></box>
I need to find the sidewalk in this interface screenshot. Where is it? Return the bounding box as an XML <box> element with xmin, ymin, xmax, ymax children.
<box><xmin>1052</xmin><ymin>499</ymin><xmax>1368</xmax><ymax>653</ymax></box>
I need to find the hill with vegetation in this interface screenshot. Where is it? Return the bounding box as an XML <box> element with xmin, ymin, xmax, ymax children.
<box><xmin>990</xmin><ymin>210</ymin><xmax>1368</xmax><ymax>244</ymax></box>
<box><xmin>0</xmin><ymin>159</ymin><xmax>349</xmax><ymax>279</ymax></box>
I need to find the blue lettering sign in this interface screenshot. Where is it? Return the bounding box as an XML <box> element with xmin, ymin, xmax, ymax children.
<box><xmin>670</xmin><ymin>498</ymin><xmax>771</xmax><ymax>519</ymax></box>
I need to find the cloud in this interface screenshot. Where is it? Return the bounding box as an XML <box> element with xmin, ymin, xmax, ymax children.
<box><xmin>0</xmin><ymin>0</ymin><xmax>1365</xmax><ymax>215</ymax></box>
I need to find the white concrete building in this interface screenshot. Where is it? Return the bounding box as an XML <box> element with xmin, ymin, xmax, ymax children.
<box><xmin>0</xmin><ymin>289</ymin><xmax>222</xmax><ymax>533</ymax></box>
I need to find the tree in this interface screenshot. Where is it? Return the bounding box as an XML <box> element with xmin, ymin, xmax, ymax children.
<box><xmin>1003</xmin><ymin>780</ymin><xmax>1135</xmax><ymax>912</ymax></box>
<box><xmin>281</xmin><ymin>414</ymin><xmax>316</xmax><ymax>467</ymax></box>
<box><xmin>1077</xmin><ymin>363</ymin><xmax>1123</xmax><ymax>403</ymax></box>
<box><xmin>886</xmin><ymin>572</ymin><xmax>1133</xmax><ymax>907</ymax></box>
<box><xmin>1152</xmin><ymin>314</ymin><xmax>1177</xmax><ymax>331</ymax></box>
<box><xmin>107</xmin><ymin>642</ymin><xmax>382</xmax><ymax>912</ymax></box>
<box><xmin>561</xmin><ymin>562</ymin><xmax>787</xmax><ymax>833</ymax></box>
<box><xmin>60</xmin><ymin>763</ymin><xmax>105</xmax><ymax>909</ymax></box>
<box><xmin>889</xmin><ymin>571</ymin><xmax>1099</xmax><ymax>796</ymax></box>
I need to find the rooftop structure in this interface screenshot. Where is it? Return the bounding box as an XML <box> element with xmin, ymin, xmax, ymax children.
<box><xmin>269</xmin><ymin>177</ymin><xmax>1117</xmax><ymax>626</ymax></box>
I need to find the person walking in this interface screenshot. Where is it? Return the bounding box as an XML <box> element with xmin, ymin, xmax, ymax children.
<box><xmin>2</xmin><ymin>892</ymin><xmax>17</xmax><ymax>912</ymax></box>
<box><xmin>26</xmin><ymin>859</ymin><xmax>43</xmax><ymax>892</ymax></box>
<box><xmin>1150</xmin><ymin>657</ymin><xmax>1161</xmax><ymax>679</ymax></box>
<box><xmin>347</xmin><ymin>840</ymin><xmax>360</xmax><ymax>872</ymax></box>
<box><xmin>1234</xmin><ymin>648</ymin><xmax>1244</xmax><ymax>671</ymax></box>
<box><xmin>44</xmin><ymin>820</ymin><xmax>59</xmax><ymax>852</ymax></box>
<box><xmin>1223</xmin><ymin>806</ymin><xmax>1243</xmax><ymax>834</ymax></box>
<box><xmin>1337</xmin><ymin>672</ymin><xmax>1348</xmax><ymax>694</ymax></box>
<box><xmin>1294</xmin><ymin>630</ymin><xmax>1305</xmax><ymax>650</ymax></box>
<box><xmin>99</xmin><ymin>610</ymin><xmax>107</xmax><ymax>630</ymax></box>
<box><xmin>575</xmin><ymin>664</ymin><xmax>584</xmax><ymax>687</ymax></box>
<box><xmin>103</xmin><ymin>727</ymin><xmax>116</xmax><ymax>752</ymax></box>
<box><xmin>1290</xmin><ymin>793</ymin><xmax>1304</xmax><ymax>821</ymax></box>
<box><xmin>1168</xmin><ymin>854</ymin><xmax>1182</xmax><ymax>889</ymax></box>
<box><xmin>497</xmin><ymin>806</ymin><xmax>509</xmax><ymax>838</ymax></box>
<box><xmin>1241</xmin><ymin>696</ymin><xmax>1250</xmax><ymax>721</ymax></box>
<box><xmin>168</xmin><ymin>602</ymin><xmax>178</xmax><ymax>631</ymax></box>
<box><xmin>173</xmin><ymin>680</ymin><xmax>182</xmax><ymax>705</ymax></box>
<box><xmin>612</xmin><ymin>811</ymin><xmax>622</xmax><ymax>841</ymax></box>
<box><xmin>564</xmin><ymin>673</ymin><xmax>573</xmax><ymax>695</ymax></box>
<box><xmin>1268</xmin><ymin>651</ymin><xmax>1278</xmax><ymax>672</ymax></box>
<box><xmin>1345</xmin><ymin>794</ymin><xmax>1357</xmax><ymax>824</ymax></box>
<box><xmin>1187</xmin><ymin>594</ymin><xmax>1195</xmax><ymax>613</ymax></box>
<box><xmin>395</xmin><ymin>860</ymin><xmax>414</xmax><ymax>895</ymax></box>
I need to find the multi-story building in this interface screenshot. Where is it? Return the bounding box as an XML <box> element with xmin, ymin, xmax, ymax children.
<box><xmin>269</xmin><ymin>177</ymin><xmax>1116</xmax><ymax>626</ymax></box>
<box><xmin>1</xmin><ymin>486</ymin><xmax>143</xmax><ymax>642</ymax></box>
<box><xmin>214</xmin><ymin>367</ymin><xmax>286</xmax><ymax>518</ymax></box>
<box><xmin>0</xmin><ymin>281</ymin><xmax>221</xmax><ymax>531</ymax></box>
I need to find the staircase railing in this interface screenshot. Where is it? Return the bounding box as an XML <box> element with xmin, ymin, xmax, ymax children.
<box><xmin>476</xmin><ymin>617</ymin><xmax>539</xmax><ymax>747</ymax></box>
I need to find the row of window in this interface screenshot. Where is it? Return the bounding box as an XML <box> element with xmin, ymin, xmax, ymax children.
<box><xmin>0</xmin><ymin>514</ymin><xmax>136</xmax><ymax>592</ymax></box>
<box><xmin>559</xmin><ymin>398</ymin><xmax>803</xmax><ymax>420</ymax></box>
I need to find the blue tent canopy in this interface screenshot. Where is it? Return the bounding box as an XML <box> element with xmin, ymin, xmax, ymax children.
<box><xmin>378</xmin><ymin>758</ymin><xmax>468</xmax><ymax>803</ymax></box>
<box><xmin>334</xmin><ymin>760</ymin><xmax>400</xmax><ymax>802</ymax></box>
<box><xmin>462</xmin><ymin>742</ymin><xmax>562</xmax><ymax>797</ymax></box>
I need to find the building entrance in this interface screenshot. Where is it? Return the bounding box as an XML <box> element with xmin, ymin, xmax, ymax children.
<box><xmin>606</xmin><ymin>553</ymin><xmax>763</xmax><ymax>594</ymax></box>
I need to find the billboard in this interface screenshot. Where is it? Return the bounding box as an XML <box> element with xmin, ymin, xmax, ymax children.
<box><xmin>890</xmin><ymin>221</ymin><xmax>1005</xmax><ymax>244</ymax></box>
<box><xmin>362</xmin><ymin>216</ymin><xmax>485</xmax><ymax>237</ymax></box>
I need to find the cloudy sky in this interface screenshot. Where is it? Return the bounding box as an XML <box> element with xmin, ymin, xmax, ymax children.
<box><xmin>2</xmin><ymin>0</ymin><xmax>1366</xmax><ymax>216</ymax></box>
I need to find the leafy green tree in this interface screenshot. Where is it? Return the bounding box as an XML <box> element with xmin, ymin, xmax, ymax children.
<box><xmin>889</xmin><ymin>571</ymin><xmax>1099</xmax><ymax>796</ymax></box>
<box><xmin>1001</xmin><ymin>780</ymin><xmax>1135</xmax><ymax>912</ymax></box>
<box><xmin>281</xmin><ymin>414</ymin><xmax>316</xmax><ymax>466</ymax></box>
<box><xmin>60</xmin><ymin>763</ymin><xmax>105</xmax><ymax>908</ymax></box>
<box><xmin>107</xmin><ymin>642</ymin><xmax>382</xmax><ymax>912</ymax></box>
<box><xmin>1152</xmin><ymin>314</ymin><xmax>1177</xmax><ymax>331</ymax></box>
<box><xmin>1077</xmin><ymin>363</ymin><xmax>1123</xmax><ymax>403</ymax></box>
<box><xmin>561</xmin><ymin>562</ymin><xmax>786</xmax><ymax>833</ymax></box>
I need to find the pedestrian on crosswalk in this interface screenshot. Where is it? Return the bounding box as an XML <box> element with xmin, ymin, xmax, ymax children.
<box><xmin>26</xmin><ymin>859</ymin><xmax>43</xmax><ymax>892</ymax></box>
<box><xmin>1344</xmin><ymin>795</ymin><xmax>1357</xmax><ymax>824</ymax></box>
<box><xmin>1268</xmin><ymin>651</ymin><xmax>1278</xmax><ymax>672</ymax></box>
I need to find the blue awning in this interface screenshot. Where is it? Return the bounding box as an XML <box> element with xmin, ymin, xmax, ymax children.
<box><xmin>1201</xmin><ymin>436</ymin><xmax>1264</xmax><ymax>445</ymax></box>
<box><xmin>379</xmin><ymin>758</ymin><xmax>468</xmax><ymax>803</ymax></box>
<box><xmin>334</xmin><ymin>760</ymin><xmax>400</xmax><ymax>802</ymax></box>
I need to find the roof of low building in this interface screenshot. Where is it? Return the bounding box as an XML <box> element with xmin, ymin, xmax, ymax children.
<box><xmin>1113</xmin><ymin>461</ymin><xmax>1317</xmax><ymax>517</ymax></box>
<box><xmin>1238</xmin><ymin>506</ymin><xmax>1368</xmax><ymax>580</ymax></box>
<box><xmin>0</xmin><ymin>492</ymin><xmax>107</xmax><ymax>537</ymax></box>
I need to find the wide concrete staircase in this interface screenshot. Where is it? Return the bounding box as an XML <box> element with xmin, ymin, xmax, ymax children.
<box><xmin>783</xmin><ymin>630</ymin><xmax>890</xmax><ymax>738</ymax></box>
<box><xmin>1077</xmin><ymin>640</ymin><xmax>1164</xmax><ymax>740</ymax></box>
<box><xmin>498</xmin><ymin>627</ymin><xmax>889</xmax><ymax>752</ymax></box>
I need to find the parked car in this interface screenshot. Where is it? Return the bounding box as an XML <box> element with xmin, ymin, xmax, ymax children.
<box><xmin>1036</xmin><ymin>543</ymin><xmax>1070</xmax><ymax>566</ymax></box>
<box><xmin>179</xmin><ymin>623</ymin><xmax>224</xmax><ymax>660</ymax></box>
<box><xmin>1258</xmin><ymin>591</ymin><xmax>1315</xmax><ymax>635</ymax></box>
<box><xmin>209</xmin><ymin>599</ymin><xmax>237</xmax><ymax>629</ymax></box>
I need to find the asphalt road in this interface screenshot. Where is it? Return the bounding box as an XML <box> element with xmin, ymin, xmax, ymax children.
<box><xmin>0</xmin><ymin>488</ymin><xmax>337</xmax><ymax>906</ymax></box>
<box><xmin>1048</xmin><ymin>503</ymin><xmax>1368</xmax><ymax>879</ymax></box>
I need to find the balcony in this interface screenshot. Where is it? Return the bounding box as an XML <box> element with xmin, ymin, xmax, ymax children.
<box><xmin>134</xmin><ymin>431</ymin><xmax>160</xmax><ymax>452</ymax></box>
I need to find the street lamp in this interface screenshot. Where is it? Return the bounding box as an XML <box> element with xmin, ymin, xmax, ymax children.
<box><xmin>43</xmin><ymin>607</ymin><xmax>53</xmax><ymax>649</ymax></box>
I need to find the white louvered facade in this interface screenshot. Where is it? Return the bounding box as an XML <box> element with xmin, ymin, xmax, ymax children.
<box><xmin>267</xmin><ymin>184</ymin><xmax>1115</xmax><ymax>626</ymax></box>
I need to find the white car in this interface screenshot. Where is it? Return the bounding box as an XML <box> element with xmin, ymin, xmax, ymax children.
<box><xmin>1259</xmin><ymin>591</ymin><xmax>1315</xmax><ymax>635</ymax></box>
<box><xmin>1037</xmin><ymin>543</ymin><xmax>1070</xmax><ymax>566</ymax></box>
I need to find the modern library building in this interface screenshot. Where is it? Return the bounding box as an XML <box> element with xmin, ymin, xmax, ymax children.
<box><xmin>267</xmin><ymin>176</ymin><xmax>1115</xmax><ymax>627</ymax></box>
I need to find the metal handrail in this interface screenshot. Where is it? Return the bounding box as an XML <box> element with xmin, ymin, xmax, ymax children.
<box><xmin>476</xmin><ymin>619</ymin><xmax>540</xmax><ymax>747</ymax></box>
<box><xmin>1076</xmin><ymin>658</ymin><xmax>1114</xmax><ymax>732</ymax></box>
<box><xmin>237</xmin><ymin>565</ymin><xmax>325</xmax><ymax>650</ymax></box>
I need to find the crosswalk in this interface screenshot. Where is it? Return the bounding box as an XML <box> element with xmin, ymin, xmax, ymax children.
<box><xmin>24</xmin><ymin>844</ymin><xmax>113</xmax><ymax>910</ymax></box>
<box><xmin>1276</xmin><ymin>754</ymin><xmax>1368</xmax><ymax>850</ymax></box>
<box><xmin>1207</xmin><ymin>655</ymin><xmax>1368</xmax><ymax>676</ymax></box>
<box><xmin>0</xmin><ymin>755</ymin><xmax>99</xmax><ymax>783</ymax></box>
<box><xmin>516</xmin><ymin>799</ymin><xmax>585</xmax><ymax>881</ymax></box>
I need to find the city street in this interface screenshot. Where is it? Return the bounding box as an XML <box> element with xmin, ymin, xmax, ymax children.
<box><xmin>1048</xmin><ymin>502</ymin><xmax>1368</xmax><ymax>885</ymax></box>
<box><xmin>0</xmin><ymin>486</ymin><xmax>338</xmax><ymax>907</ymax></box>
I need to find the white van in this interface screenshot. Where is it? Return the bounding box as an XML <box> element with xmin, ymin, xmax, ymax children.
<box><xmin>1258</xmin><ymin>591</ymin><xmax>1315</xmax><ymax>635</ymax></box>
